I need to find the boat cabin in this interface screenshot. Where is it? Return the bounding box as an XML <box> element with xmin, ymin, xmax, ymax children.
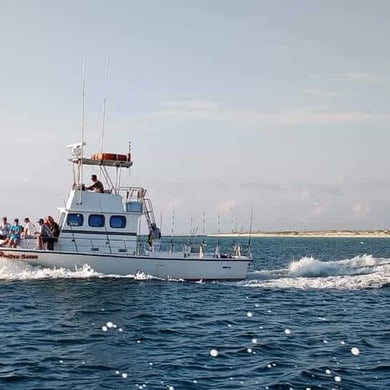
<box><xmin>55</xmin><ymin>188</ymin><xmax>146</xmax><ymax>255</ymax></box>
<box><xmin>46</xmin><ymin>143</ymin><xmax>155</xmax><ymax>255</ymax></box>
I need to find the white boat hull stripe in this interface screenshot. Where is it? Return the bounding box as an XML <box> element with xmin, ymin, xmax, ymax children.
<box><xmin>61</xmin><ymin>229</ymin><xmax>137</xmax><ymax>236</ymax></box>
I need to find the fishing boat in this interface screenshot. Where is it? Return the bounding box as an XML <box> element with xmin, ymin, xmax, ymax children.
<box><xmin>0</xmin><ymin>143</ymin><xmax>252</xmax><ymax>280</ymax></box>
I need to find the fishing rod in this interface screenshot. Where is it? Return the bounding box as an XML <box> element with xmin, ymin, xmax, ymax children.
<box><xmin>248</xmin><ymin>206</ymin><xmax>254</xmax><ymax>258</ymax></box>
<box><xmin>215</xmin><ymin>213</ymin><xmax>221</xmax><ymax>258</ymax></box>
<box><xmin>170</xmin><ymin>210</ymin><xmax>175</xmax><ymax>254</ymax></box>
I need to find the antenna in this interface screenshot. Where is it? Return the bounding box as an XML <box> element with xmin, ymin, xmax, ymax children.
<box><xmin>77</xmin><ymin>51</ymin><xmax>87</xmax><ymax>205</ymax></box>
<box><xmin>100</xmin><ymin>57</ymin><xmax>110</xmax><ymax>153</ymax></box>
<box><xmin>81</xmin><ymin>53</ymin><xmax>86</xmax><ymax>161</ymax></box>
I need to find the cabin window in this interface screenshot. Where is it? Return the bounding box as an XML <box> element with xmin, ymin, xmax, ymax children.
<box><xmin>67</xmin><ymin>213</ymin><xmax>84</xmax><ymax>226</ymax></box>
<box><xmin>110</xmin><ymin>215</ymin><xmax>126</xmax><ymax>228</ymax></box>
<box><xmin>88</xmin><ymin>214</ymin><xmax>105</xmax><ymax>228</ymax></box>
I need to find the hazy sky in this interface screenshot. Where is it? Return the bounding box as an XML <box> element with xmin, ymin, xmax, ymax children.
<box><xmin>1</xmin><ymin>0</ymin><xmax>390</xmax><ymax>234</ymax></box>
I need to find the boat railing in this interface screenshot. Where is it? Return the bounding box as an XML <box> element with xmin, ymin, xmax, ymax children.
<box><xmin>15</xmin><ymin>236</ymin><xmax>251</xmax><ymax>259</ymax></box>
<box><xmin>18</xmin><ymin>236</ymin><xmax>138</xmax><ymax>255</ymax></box>
<box><xmin>140</xmin><ymin>239</ymin><xmax>251</xmax><ymax>259</ymax></box>
<box><xmin>115</xmin><ymin>186</ymin><xmax>146</xmax><ymax>213</ymax></box>
<box><xmin>116</xmin><ymin>186</ymin><xmax>146</xmax><ymax>200</ymax></box>
<box><xmin>17</xmin><ymin>237</ymin><xmax>37</xmax><ymax>250</ymax></box>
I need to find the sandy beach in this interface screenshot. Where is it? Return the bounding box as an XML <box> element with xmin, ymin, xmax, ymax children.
<box><xmin>209</xmin><ymin>230</ymin><xmax>390</xmax><ymax>238</ymax></box>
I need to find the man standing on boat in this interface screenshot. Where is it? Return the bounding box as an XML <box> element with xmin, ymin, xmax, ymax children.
<box><xmin>87</xmin><ymin>174</ymin><xmax>104</xmax><ymax>193</ymax></box>
<box><xmin>148</xmin><ymin>223</ymin><xmax>161</xmax><ymax>250</ymax></box>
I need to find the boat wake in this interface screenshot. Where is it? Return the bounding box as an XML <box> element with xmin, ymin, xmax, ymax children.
<box><xmin>0</xmin><ymin>259</ymin><xmax>100</xmax><ymax>280</ymax></box>
<box><xmin>2</xmin><ymin>254</ymin><xmax>390</xmax><ymax>289</ymax></box>
<box><xmin>245</xmin><ymin>254</ymin><xmax>390</xmax><ymax>289</ymax></box>
<box><xmin>0</xmin><ymin>259</ymin><xmax>161</xmax><ymax>281</ymax></box>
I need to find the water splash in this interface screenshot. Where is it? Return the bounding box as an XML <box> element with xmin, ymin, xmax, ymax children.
<box><xmin>246</xmin><ymin>254</ymin><xmax>390</xmax><ymax>289</ymax></box>
<box><xmin>0</xmin><ymin>259</ymin><xmax>100</xmax><ymax>280</ymax></box>
<box><xmin>0</xmin><ymin>259</ymin><xmax>158</xmax><ymax>281</ymax></box>
<box><xmin>288</xmin><ymin>254</ymin><xmax>390</xmax><ymax>277</ymax></box>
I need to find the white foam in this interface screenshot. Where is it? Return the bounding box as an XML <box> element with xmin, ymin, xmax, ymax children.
<box><xmin>0</xmin><ymin>259</ymin><xmax>163</xmax><ymax>281</ymax></box>
<box><xmin>210</xmin><ymin>349</ymin><xmax>218</xmax><ymax>357</ymax></box>
<box><xmin>0</xmin><ymin>259</ymin><xmax>101</xmax><ymax>280</ymax></box>
<box><xmin>245</xmin><ymin>254</ymin><xmax>390</xmax><ymax>290</ymax></box>
<box><xmin>351</xmin><ymin>347</ymin><xmax>360</xmax><ymax>356</ymax></box>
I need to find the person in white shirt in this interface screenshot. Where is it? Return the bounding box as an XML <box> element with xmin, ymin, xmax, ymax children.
<box><xmin>0</xmin><ymin>216</ymin><xmax>11</xmax><ymax>239</ymax></box>
<box><xmin>23</xmin><ymin>217</ymin><xmax>37</xmax><ymax>238</ymax></box>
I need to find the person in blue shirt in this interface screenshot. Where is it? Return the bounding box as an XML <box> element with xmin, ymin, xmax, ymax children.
<box><xmin>9</xmin><ymin>218</ymin><xmax>24</xmax><ymax>248</ymax></box>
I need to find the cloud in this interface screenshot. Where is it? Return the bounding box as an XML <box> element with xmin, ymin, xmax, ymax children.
<box><xmin>217</xmin><ymin>199</ymin><xmax>236</xmax><ymax>214</ymax></box>
<box><xmin>339</xmin><ymin>72</ymin><xmax>388</xmax><ymax>83</ymax></box>
<box><xmin>148</xmin><ymin>99</ymin><xmax>390</xmax><ymax>126</ymax></box>
<box><xmin>162</xmin><ymin>100</ymin><xmax>219</xmax><ymax>111</ymax></box>
<box><xmin>303</xmin><ymin>88</ymin><xmax>341</xmax><ymax>97</ymax></box>
<box><xmin>351</xmin><ymin>202</ymin><xmax>370</xmax><ymax>219</ymax></box>
<box><xmin>307</xmin><ymin>203</ymin><xmax>328</xmax><ymax>220</ymax></box>
<box><xmin>239</xmin><ymin>181</ymin><xmax>285</xmax><ymax>192</ymax></box>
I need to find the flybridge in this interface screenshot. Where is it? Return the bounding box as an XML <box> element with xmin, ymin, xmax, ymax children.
<box><xmin>67</xmin><ymin>142</ymin><xmax>134</xmax><ymax>194</ymax></box>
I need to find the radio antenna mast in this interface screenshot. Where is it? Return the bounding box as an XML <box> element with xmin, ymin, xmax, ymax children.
<box><xmin>100</xmin><ymin>57</ymin><xmax>110</xmax><ymax>153</ymax></box>
<box><xmin>80</xmin><ymin>52</ymin><xmax>87</xmax><ymax>185</ymax></box>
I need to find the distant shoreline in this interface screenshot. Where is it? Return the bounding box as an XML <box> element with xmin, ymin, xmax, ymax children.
<box><xmin>208</xmin><ymin>230</ymin><xmax>390</xmax><ymax>238</ymax></box>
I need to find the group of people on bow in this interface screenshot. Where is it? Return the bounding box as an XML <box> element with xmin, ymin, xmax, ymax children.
<box><xmin>0</xmin><ymin>215</ymin><xmax>60</xmax><ymax>250</ymax></box>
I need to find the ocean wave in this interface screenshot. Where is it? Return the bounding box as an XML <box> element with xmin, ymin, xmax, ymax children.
<box><xmin>0</xmin><ymin>259</ymin><xmax>99</xmax><ymax>280</ymax></box>
<box><xmin>246</xmin><ymin>254</ymin><xmax>390</xmax><ymax>289</ymax></box>
<box><xmin>0</xmin><ymin>259</ymin><xmax>157</xmax><ymax>281</ymax></box>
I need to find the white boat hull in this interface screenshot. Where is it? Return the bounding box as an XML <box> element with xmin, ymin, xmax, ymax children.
<box><xmin>0</xmin><ymin>249</ymin><xmax>251</xmax><ymax>281</ymax></box>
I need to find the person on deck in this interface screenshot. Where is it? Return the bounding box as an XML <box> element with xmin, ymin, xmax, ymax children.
<box><xmin>23</xmin><ymin>217</ymin><xmax>37</xmax><ymax>238</ymax></box>
<box><xmin>9</xmin><ymin>218</ymin><xmax>24</xmax><ymax>248</ymax></box>
<box><xmin>0</xmin><ymin>217</ymin><xmax>11</xmax><ymax>240</ymax></box>
<box><xmin>37</xmin><ymin>218</ymin><xmax>53</xmax><ymax>250</ymax></box>
<box><xmin>46</xmin><ymin>216</ymin><xmax>60</xmax><ymax>250</ymax></box>
<box><xmin>147</xmin><ymin>223</ymin><xmax>161</xmax><ymax>250</ymax></box>
<box><xmin>47</xmin><ymin>216</ymin><xmax>59</xmax><ymax>238</ymax></box>
<box><xmin>87</xmin><ymin>174</ymin><xmax>104</xmax><ymax>193</ymax></box>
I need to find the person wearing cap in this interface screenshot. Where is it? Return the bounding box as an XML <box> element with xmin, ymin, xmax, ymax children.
<box><xmin>86</xmin><ymin>174</ymin><xmax>104</xmax><ymax>193</ymax></box>
<box><xmin>37</xmin><ymin>218</ymin><xmax>53</xmax><ymax>250</ymax></box>
<box><xmin>9</xmin><ymin>218</ymin><xmax>24</xmax><ymax>248</ymax></box>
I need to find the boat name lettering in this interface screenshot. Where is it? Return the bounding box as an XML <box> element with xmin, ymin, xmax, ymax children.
<box><xmin>0</xmin><ymin>251</ymin><xmax>38</xmax><ymax>260</ymax></box>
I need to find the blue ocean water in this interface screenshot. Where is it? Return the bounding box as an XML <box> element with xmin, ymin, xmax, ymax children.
<box><xmin>0</xmin><ymin>237</ymin><xmax>389</xmax><ymax>389</ymax></box>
